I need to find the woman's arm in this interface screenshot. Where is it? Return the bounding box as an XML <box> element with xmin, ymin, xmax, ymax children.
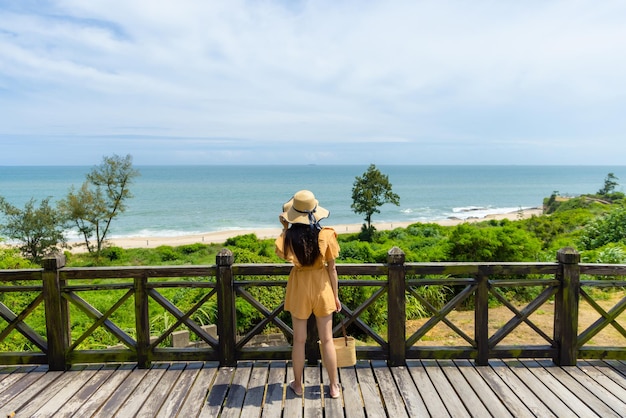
<box><xmin>326</xmin><ymin>258</ymin><xmax>341</xmax><ymax>312</ymax></box>
<box><xmin>275</xmin><ymin>214</ymin><xmax>289</xmax><ymax>259</ymax></box>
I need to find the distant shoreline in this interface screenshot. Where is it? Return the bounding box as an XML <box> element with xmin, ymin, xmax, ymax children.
<box><xmin>66</xmin><ymin>207</ymin><xmax>543</xmax><ymax>252</ymax></box>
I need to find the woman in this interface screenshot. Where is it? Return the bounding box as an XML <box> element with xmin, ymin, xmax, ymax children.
<box><xmin>275</xmin><ymin>190</ymin><xmax>342</xmax><ymax>399</ymax></box>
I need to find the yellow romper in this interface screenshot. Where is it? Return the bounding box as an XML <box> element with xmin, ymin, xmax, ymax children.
<box><xmin>275</xmin><ymin>227</ymin><xmax>340</xmax><ymax>320</ymax></box>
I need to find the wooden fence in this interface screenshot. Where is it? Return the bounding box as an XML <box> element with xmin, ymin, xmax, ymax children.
<box><xmin>0</xmin><ymin>247</ymin><xmax>624</xmax><ymax>371</ymax></box>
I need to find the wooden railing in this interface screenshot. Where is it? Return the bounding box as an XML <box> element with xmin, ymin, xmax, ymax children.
<box><xmin>0</xmin><ymin>247</ymin><xmax>624</xmax><ymax>371</ymax></box>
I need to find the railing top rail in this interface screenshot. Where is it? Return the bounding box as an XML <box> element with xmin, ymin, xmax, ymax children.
<box><xmin>0</xmin><ymin>269</ymin><xmax>42</xmax><ymax>281</ymax></box>
<box><xmin>59</xmin><ymin>265</ymin><xmax>218</xmax><ymax>280</ymax></box>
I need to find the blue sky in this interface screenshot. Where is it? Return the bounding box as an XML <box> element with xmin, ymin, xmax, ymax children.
<box><xmin>1</xmin><ymin>0</ymin><xmax>625</xmax><ymax>165</ymax></box>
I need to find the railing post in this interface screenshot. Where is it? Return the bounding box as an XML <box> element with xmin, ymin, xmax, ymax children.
<box><xmin>554</xmin><ymin>247</ymin><xmax>580</xmax><ymax>366</ymax></box>
<box><xmin>216</xmin><ymin>249</ymin><xmax>237</xmax><ymax>366</ymax></box>
<box><xmin>475</xmin><ymin>270</ymin><xmax>489</xmax><ymax>365</ymax></box>
<box><xmin>387</xmin><ymin>246</ymin><xmax>406</xmax><ymax>366</ymax></box>
<box><xmin>42</xmin><ymin>255</ymin><xmax>69</xmax><ymax>371</ymax></box>
<box><xmin>135</xmin><ymin>274</ymin><xmax>150</xmax><ymax>369</ymax></box>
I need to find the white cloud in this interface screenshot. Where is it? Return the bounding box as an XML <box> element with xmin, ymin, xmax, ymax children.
<box><xmin>1</xmin><ymin>0</ymin><xmax>626</xmax><ymax>165</ymax></box>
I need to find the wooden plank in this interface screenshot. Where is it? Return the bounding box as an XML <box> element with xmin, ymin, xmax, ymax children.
<box><xmin>304</xmin><ymin>364</ymin><xmax>322</xmax><ymax>418</ymax></box>
<box><xmin>283</xmin><ymin>362</ymin><xmax>302</xmax><ymax>418</ymax></box>
<box><xmin>72</xmin><ymin>363</ymin><xmax>136</xmax><ymax>417</ymax></box>
<box><xmin>463</xmin><ymin>360</ymin><xmax>535</xmax><ymax>418</ymax></box>
<box><xmin>371</xmin><ymin>360</ymin><xmax>408</xmax><ymax>418</ymax></box>
<box><xmin>91</xmin><ymin>365</ymin><xmax>150</xmax><ymax>417</ymax></box>
<box><xmin>534</xmin><ymin>359</ymin><xmax>622</xmax><ymax>418</ymax></box>
<box><xmin>339</xmin><ymin>365</ymin><xmax>365</xmax><ymax>418</ymax></box>
<box><xmin>489</xmin><ymin>360</ymin><xmax>556</xmax><ymax>418</ymax></box>
<box><xmin>221</xmin><ymin>361</ymin><xmax>253</xmax><ymax>418</ymax></box>
<box><xmin>522</xmin><ymin>360</ymin><xmax>601</xmax><ymax>418</ymax></box>
<box><xmin>154</xmin><ymin>362</ymin><xmax>204</xmax><ymax>418</ymax></box>
<box><xmin>26</xmin><ymin>364</ymin><xmax>102</xmax><ymax>417</ymax></box>
<box><xmin>390</xmin><ymin>365</ymin><xmax>429</xmax><ymax>417</ymax></box>
<box><xmin>136</xmin><ymin>362</ymin><xmax>186</xmax><ymax>417</ymax></box>
<box><xmin>261</xmin><ymin>361</ymin><xmax>287</xmax><ymax>418</ymax></box>
<box><xmin>0</xmin><ymin>365</ymin><xmax>22</xmax><ymax>384</ymax></box>
<box><xmin>240</xmin><ymin>361</ymin><xmax>269</xmax><ymax>418</ymax></box>
<box><xmin>321</xmin><ymin>363</ymin><xmax>345</xmax><ymax>418</ymax></box>
<box><xmin>563</xmin><ymin>362</ymin><xmax>626</xmax><ymax>418</ymax></box>
<box><xmin>578</xmin><ymin>360</ymin><xmax>626</xmax><ymax>402</ymax></box>
<box><xmin>591</xmin><ymin>360</ymin><xmax>626</xmax><ymax>390</ymax></box>
<box><xmin>452</xmin><ymin>360</ymin><xmax>515</xmax><ymax>418</ymax></box>
<box><xmin>422</xmin><ymin>359</ymin><xmax>470</xmax><ymax>418</ymax></box>
<box><xmin>174</xmin><ymin>362</ymin><xmax>219</xmax><ymax>418</ymax></box>
<box><xmin>0</xmin><ymin>365</ymin><xmax>38</xmax><ymax>396</ymax></box>
<box><xmin>606</xmin><ymin>359</ymin><xmax>626</xmax><ymax>381</ymax></box>
<box><xmin>198</xmin><ymin>365</ymin><xmax>237</xmax><ymax>417</ymax></box>
<box><xmin>355</xmin><ymin>360</ymin><xmax>386</xmax><ymax>418</ymax></box>
<box><xmin>0</xmin><ymin>369</ymin><xmax>64</xmax><ymax>416</ymax></box>
<box><xmin>53</xmin><ymin>364</ymin><xmax>120</xmax><ymax>417</ymax></box>
<box><xmin>114</xmin><ymin>362</ymin><xmax>170</xmax><ymax>416</ymax></box>
<box><xmin>406</xmin><ymin>360</ymin><xmax>450</xmax><ymax>418</ymax></box>
<box><xmin>438</xmin><ymin>359</ymin><xmax>491</xmax><ymax>417</ymax></box>
<box><xmin>505</xmin><ymin>360</ymin><xmax>581</xmax><ymax>417</ymax></box>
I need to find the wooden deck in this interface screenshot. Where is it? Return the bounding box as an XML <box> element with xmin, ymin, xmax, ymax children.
<box><xmin>0</xmin><ymin>359</ymin><xmax>625</xmax><ymax>417</ymax></box>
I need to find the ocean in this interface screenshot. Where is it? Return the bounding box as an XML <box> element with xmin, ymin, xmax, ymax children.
<box><xmin>1</xmin><ymin>165</ymin><xmax>625</xmax><ymax>239</ymax></box>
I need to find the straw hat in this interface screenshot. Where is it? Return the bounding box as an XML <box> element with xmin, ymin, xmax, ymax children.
<box><xmin>282</xmin><ymin>190</ymin><xmax>329</xmax><ymax>225</ymax></box>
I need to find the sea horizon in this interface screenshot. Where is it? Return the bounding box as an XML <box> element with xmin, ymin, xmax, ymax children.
<box><xmin>1</xmin><ymin>165</ymin><xmax>625</xmax><ymax>239</ymax></box>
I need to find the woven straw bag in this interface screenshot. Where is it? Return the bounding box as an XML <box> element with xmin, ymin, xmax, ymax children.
<box><xmin>319</xmin><ymin>321</ymin><xmax>356</xmax><ymax>368</ymax></box>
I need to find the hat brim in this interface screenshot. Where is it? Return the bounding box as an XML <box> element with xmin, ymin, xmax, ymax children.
<box><xmin>283</xmin><ymin>203</ymin><xmax>329</xmax><ymax>225</ymax></box>
<box><xmin>282</xmin><ymin>197</ymin><xmax>294</xmax><ymax>213</ymax></box>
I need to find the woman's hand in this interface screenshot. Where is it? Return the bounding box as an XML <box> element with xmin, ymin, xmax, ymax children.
<box><xmin>279</xmin><ymin>214</ymin><xmax>289</xmax><ymax>229</ymax></box>
<box><xmin>335</xmin><ymin>296</ymin><xmax>342</xmax><ymax>313</ymax></box>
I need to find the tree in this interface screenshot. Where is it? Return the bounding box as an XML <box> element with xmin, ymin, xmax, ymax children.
<box><xmin>351</xmin><ymin>164</ymin><xmax>400</xmax><ymax>240</ymax></box>
<box><xmin>0</xmin><ymin>196</ymin><xmax>66</xmax><ymax>263</ymax></box>
<box><xmin>598</xmin><ymin>172</ymin><xmax>619</xmax><ymax>196</ymax></box>
<box><xmin>59</xmin><ymin>154</ymin><xmax>139</xmax><ymax>254</ymax></box>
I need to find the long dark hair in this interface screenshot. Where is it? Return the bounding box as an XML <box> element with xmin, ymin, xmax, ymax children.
<box><xmin>284</xmin><ymin>223</ymin><xmax>320</xmax><ymax>266</ymax></box>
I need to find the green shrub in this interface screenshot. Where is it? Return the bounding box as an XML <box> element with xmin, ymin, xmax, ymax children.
<box><xmin>358</xmin><ymin>224</ymin><xmax>377</xmax><ymax>242</ymax></box>
<box><xmin>179</xmin><ymin>243</ymin><xmax>209</xmax><ymax>254</ymax></box>
<box><xmin>0</xmin><ymin>245</ymin><xmax>35</xmax><ymax>269</ymax></box>
<box><xmin>102</xmin><ymin>246</ymin><xmax>125</xmax><ymax>261</ymax></box>
<box><xmin>579</xmin><ymin>207</ymin><xmax>626</xmax><ymax>250</ymax></box>
<box><xmin>225</xmin><ymin>234</ymin><xmax>260</xmax><ymax>252</ymax></box>
<box><xmin>235</xmin><ymin>299</ymin><xmax>262</xmax><ymax>333</ymax></box>
<box><xmin>405</xmin><ymin>283</ymin><xmax>451</xmax><ymax>319</ymax></box>
<box><xmin>338</xmin><ymin>241</ymin><xmax>375</xmax><ymax>262</ymax></box>
<box><xmin>156</xmin><ymin>245</ymin><xmax>179</xmax><ymax>262</ymax></box>
<box><xmin>447</xmin><ymin>223</ymin><xmax>542</xmax><ymax>262</ymax></box>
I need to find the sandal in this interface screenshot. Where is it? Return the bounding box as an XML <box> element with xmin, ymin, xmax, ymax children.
<box><xmin>329</xmin><ymin>383</ymin><xmax>341</xmax><ymax>399</ymax></box>
<box><xmin>289</xmin><ymin>380</ymin><xmax>303</xmax><ymax>396</ymax></box>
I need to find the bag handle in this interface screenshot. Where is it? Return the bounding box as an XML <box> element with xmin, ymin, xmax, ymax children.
<box><xmin>340</xmin><ymin>320</ymin><xmax>348</xmax><ymax>347</ymax></box>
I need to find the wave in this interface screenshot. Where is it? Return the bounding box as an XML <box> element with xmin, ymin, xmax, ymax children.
<box><xmin>448</xmin><ymin>206</ymin><xmax>531</xmax><ymax>220</ymax></box>
<box><xmin>392</xmin><ymin>205</ymin><xmax>534</xmax><ymax>224</ymax></box>
<box><xmin>453</xmin><ymin>206</ymin><xmax>491</xmax><ymax>213</ymax></box>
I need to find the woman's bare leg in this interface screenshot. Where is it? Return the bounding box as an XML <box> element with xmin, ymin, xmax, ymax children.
<box><xmin>316</xmin><ymin>314</ymin><xmax>340</xmax><ymax>397</ymax></box>
<box><xmin>291</xmin><ymin>316</ymin><xmax>308</xmax><ymax>394</ymax></box>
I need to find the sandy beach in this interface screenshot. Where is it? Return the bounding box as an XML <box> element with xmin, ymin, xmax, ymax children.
<box><xmin>91</xmin><ymin>208</ymin><xmax>544</xmax><ymax>251</ymax></box>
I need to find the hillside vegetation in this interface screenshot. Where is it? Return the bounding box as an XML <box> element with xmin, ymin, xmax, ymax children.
<box><xmin>51</xmin><ymin>189</ymin><xmax>626</xmax><ymax>267</ymax></box>
<box><xmin>2</xmin><ymin>190</ymin><xmax>626</xmax><ymax>351</ymax></box>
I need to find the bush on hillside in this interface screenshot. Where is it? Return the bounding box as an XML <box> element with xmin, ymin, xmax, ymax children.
<box><xmin>579</xmin><ymin>207</ymin><xmax>626</xmax><ymax>250</ymax></box>
<box><xmin>0</xmin><ymin>245</ymin><xmax>35</xmax><ymax>269</ymax></box>
<box><xmin>446</xmin><ymin>223</ymin><xmax>542</xmax><ymax>262</ymax></box>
